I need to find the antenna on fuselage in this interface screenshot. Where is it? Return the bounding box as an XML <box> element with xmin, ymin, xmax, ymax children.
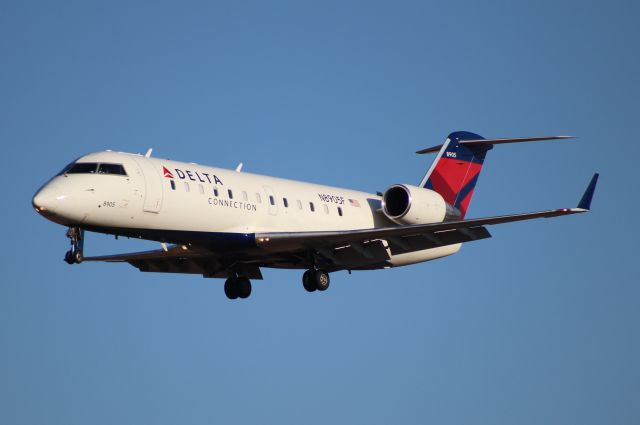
<box><xmin>235</xmin><ymin>163</ymin><xmax>243</xmax><ymax>172</ymax></box>
<box><xmin>145</xmin><ymin>148</ymin><xmax>153</xmax><ymax>158</ymax></box>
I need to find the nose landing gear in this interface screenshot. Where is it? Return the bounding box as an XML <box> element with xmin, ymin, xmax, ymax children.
<box><xmin>64</xmin><ymin>227</ymin><xmax>84</xmax><ymax>264</ymax></box>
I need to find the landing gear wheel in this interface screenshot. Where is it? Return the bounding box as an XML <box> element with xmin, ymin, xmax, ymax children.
<box><xmin>224</xmin><ymin>278</ymin><xmax>238</xmax><ymax>300</ymax></box>
<box><xmin>303</xmin><ymin>269</ymin><xmax>330</xmax><ymax>292</ymax></box>
<box><xmin>302</xmin><ymin>270</ymin><xmax>316</xmax><ymax>292</ymax></box>
<box><xmin>64</xmin><ymin>250</ymin><xmax>74</xmax><ymax>264</ymax></box>
<box><xmin>237</xmin><ymin>278</ymin><xmax>252</xmax><ymax>299</ymax></box>
<box><xmin>313</xmin><ymin>269</ymin><xmax>330</xmax><ymax>291</ymax></box>
<box><xmin>64</xmin><ymin>227</ymin><xmax>84</xmax><ymax>265</ymax></box>
<box><xmin>224</xmin><ymin>277</ymin><xmax>252</xmax><ymax>300</ymax></box>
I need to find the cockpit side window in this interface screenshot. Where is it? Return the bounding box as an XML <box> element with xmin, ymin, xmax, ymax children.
<box><xmin>98</xmin><ymin>163</ymin><xmax>127</xmax><ymax>175</ymax></box>
<box><xmin>57</xmin><ymin>162</ymin><xmax>75</xmax><ymax>175</ymax></box>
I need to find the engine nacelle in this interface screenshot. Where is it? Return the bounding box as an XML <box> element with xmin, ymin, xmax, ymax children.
<box><xmin>381</xmin><ymin>184</ymin><xmax>448</xmax><ymax>225</ymax></box>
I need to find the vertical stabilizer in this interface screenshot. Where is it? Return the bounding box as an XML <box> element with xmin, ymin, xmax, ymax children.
<box><xmin>420</xmin><ymin>131</ymin><xmax>492</xmax><ymax>218</ymax></box>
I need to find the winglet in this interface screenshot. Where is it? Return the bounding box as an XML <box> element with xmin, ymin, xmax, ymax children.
<box><xmin>578</xmin><ymin>173</ymin><xmax>599</xmax><ymax>210</ymax></box>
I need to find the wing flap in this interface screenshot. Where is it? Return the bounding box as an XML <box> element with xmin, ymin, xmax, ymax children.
<box><xmin>129</xmin><ymin>257</ymin><xmax>204</xmax><ymax>274</ymax></box>
<box><xmin>332</xmin><ymin>239</ymin><xmax>390</xmax><ymax>267</ymax></box>
<box><xmin>82</xmin><ymin>245</ymin><xmax>264</xmax><ymax>279</ymax></box>
<box><xmin>81</xmin><ymin>244</ymin><xmax>200</xmax><ymax>263</ymax></box>
<box><xmin>128</xmin><ymin>258</ymin><xmax>263</xmax><ymax>279</ymax></box>
<box><xmin>386</xmin><ymin>226</ymin><xmax>491</xmax><ymax>255</ymax></box>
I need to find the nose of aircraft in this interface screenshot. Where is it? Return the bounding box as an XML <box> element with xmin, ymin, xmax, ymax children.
<box><xmin>32</xmin><ymin>182</ymin><xmax>61</xmax><ymax>215</ymax></box>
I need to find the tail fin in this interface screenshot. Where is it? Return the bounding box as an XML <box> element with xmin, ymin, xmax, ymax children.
<box><xmin>419</xmin><ymin>131</ymin><xmax>491</xmax><ymax>219</ymax></box>
<box><xmin>418</xmin><ymin>132</ymin><xmax>574</xmax><ymax>219</ymax></box>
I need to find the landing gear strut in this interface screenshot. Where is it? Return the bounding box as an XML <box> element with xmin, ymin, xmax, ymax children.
<box><xmin>224</xmin><ymin>277</ymin><xmax>252</xmax><ymax>300</ymax></box>
<box><xmin>64</xmin><ymin>227</ymin><xmax>84</xmax><ymax>264</ymax></box>
<box><xmin>302</xmin><ymin>269</ymin><xmax>330</xmax><ymax>292</ymax></box>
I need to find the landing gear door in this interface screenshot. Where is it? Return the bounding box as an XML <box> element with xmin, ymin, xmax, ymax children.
<box><xmin>133</xmin><ymin>157</ymin><xmax>163</xmax><ymax>213</ymax></box>
<box><xmin>263</xmin><ymin>186</ymin><xmax>278</xmax><ymax>216</ymax></box>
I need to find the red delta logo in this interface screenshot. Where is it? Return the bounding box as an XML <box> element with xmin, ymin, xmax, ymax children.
<box><xmin>162</xmin><ymin>166</ymin><xmax>174</xmax><ymax>178</ymax></box>
<box><xmin>162</xmin><ymin>165</ymin><xmax>224</xmax><ymax>185</ymax></box>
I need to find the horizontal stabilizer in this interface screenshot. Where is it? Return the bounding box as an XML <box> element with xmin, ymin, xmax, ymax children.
<box><xmin>417</xmin><ymin>136</ymin><xmax>574</xmax><ymax>154</ymax></box>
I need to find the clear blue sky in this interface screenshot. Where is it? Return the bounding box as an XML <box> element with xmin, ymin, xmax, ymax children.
<box><xmin>1</xmin><ymin>1</ymin><xmax>638</xmax><ymax>424</ymax></box>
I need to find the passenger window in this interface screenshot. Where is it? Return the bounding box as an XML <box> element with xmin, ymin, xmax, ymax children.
<box><xmin>228</xmin><ymin>189</ymin><xmax>233</xmax><ymax>199</ymax></box>
<box><xmin>256</xmin><ymin>193</ymin><xmax>262</xmax><ymax>203</ymax></box>
<box><xmin>184</xmin><ymin>182</ymin><xmax>190</xmax><ymax>192</ymax></box>
<box><xmin>170</xmin><ymin>180</ymin><xmax>176</xmax><ymax>190</ymax></box>
<box><xmin>269</xmin><ymin>196</ymin><xmax>275</xmax><ymax>206</ymax></box>
<box><xmin>213</xmin><ymin>187</ymin><xmax>219</xmax><ymax>197</ymax></box>
<box><xmin>283</xmin><ymin>198</ymin><xmax>288</xmax><ymax>208</ymax></box>
<box><xmin>323</xmin><ymin>204</ymin><xmax>329</xmax><ymax>214</ymax></box>
<box><xmin>198</xmin><ymin>184</ymin><xmax>204</xmax><ymax>195</ymax></box>
<box><xmin>297</xmin><ymin>200</ymin><xmax>302</xmax><ymax>210</ymax></box>
<box><xmin>309</xmin><ymin>202</ymin><xmax>315</xmax><ymax>212</ymax></box>
<box><xmin>338</xmin><ymin>207</ymin><xmax>343</xmax><ymax>216</ymax></box>
<box><xmin>98</xmin><ymin>163</ymin><xmax>126</xmax><ymax>175</ymax></box>
<box><xmin>242</xmin><ymin>191</ymin><xmax>248</xmax><ymax>201</ymax></box>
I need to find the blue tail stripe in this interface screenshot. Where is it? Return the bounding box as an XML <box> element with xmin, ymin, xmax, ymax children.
<box><xmin>454</xmin><ymin>173</ymin><xmax>480</xmax><ymax>210</ymax></box>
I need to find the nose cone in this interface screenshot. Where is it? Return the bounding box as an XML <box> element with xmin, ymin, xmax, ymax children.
<box><xmin>33</xmin><ymin>183</ymin><xmax>61</xmax><ymax>215</ymax></box>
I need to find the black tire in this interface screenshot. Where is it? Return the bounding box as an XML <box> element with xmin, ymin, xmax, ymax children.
<box><xmin>314</xmin><ymin>270</ymin><xmax>330</xmax><ymax>291</ymax></box>
<box><xmin>224</xmin><ymin>278</ymin><xmax>238</xmax><ymax>300</ymax></box>
<box><xmin>64</xmin><ymin>250</ymin><xmax>74</xmax><ymax>264</ymax></box>
<box><xmin>302</xmin><ymin>270</ymin><xmax>316</xmax><ymax>292</ymax></box>
<box><xmin>237</xmin><ymin>278</ymin><xmax>252</xmax><ymax>299</ymax></box>
<box><xmin>74</xmin><ymin>250</ymin><xmax>83</xmax><ymax>263</ymax></box>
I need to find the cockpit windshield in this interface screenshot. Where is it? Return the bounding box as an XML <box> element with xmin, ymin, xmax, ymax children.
<box><xmin>97</xmin><ymin>163</ymin><xmax>127</xmax><ymax>175</ymax></box>
<box><xmin>59</xmin><ymin>162</ymin><xmax>127</xmax><ymax>176</ymax></box>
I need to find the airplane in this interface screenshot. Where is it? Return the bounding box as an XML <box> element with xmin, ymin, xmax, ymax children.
<box><xmin>32</xmin><ymin>131</ymin><xmax>598</xmax><ymax>300</ymax></box>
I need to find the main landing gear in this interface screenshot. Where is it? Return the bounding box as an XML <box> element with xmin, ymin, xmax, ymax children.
<box><xmin>224</xmin><ymin>277</ymin><xmax>252</xmax><ymax>300</ymax></box>
<box><xmin>302</xmin><ymin>269</ymin><xmax>330</xmax><ymax>292</ymax></box>
<box><xmin>64</xmin><ymin>227</ymin><xmax>84</xmax><ymax>264</ymax></box>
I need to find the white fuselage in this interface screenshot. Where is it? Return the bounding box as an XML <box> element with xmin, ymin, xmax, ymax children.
<box><xmin>34</xmin><ymin>151</ymin><xmax>460</xmax><ymax>268</ymax></box>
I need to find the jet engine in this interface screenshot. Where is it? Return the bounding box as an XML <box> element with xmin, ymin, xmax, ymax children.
<box><xmin>381</xmin><ymin>184</ymin><xmax>449</xmax><ymax>225</ymax></box>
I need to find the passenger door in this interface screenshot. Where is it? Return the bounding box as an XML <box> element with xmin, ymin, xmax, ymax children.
<box><xmin>133</xmin><ymin>157</ymin><xmax>163</xmax><ymax>213</ymax></box>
